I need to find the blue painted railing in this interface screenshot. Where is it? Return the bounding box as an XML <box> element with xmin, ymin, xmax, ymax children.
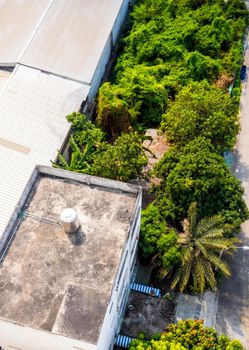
<box><xmin>130</xmin><ymin>282</ymin><xmax>161</xmax><ymax>297</ymax></box>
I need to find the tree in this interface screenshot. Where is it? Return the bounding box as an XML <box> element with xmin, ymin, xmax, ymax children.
<box><xmin>130</xmin><ymin>320</ymin><xmax>245</xmax><ymax>350</ymax></box>
<box><xmin>185</xmin><ymin>51</ymin><xmax>221</xmax><ymax>81</ymax></box>
<box><xmin>52</xmin><ymin>136</ymin><xmax>98</xmax><ymax>173</ymax></box>
<box><xmin>155</xmin><ymin>137</ymin><xmax>248</xmax><ymax>227</ymax></box>
<box><xmin>98</xmin><ymin>66</ymin><xmax>168</xmax><ymax>130</ymax></box>
<box><xmin>103</xmin><ymin>0</ymin><xmax>248</xmax><ymax>132</ymax></box>
<box><xmin>67</xmin><ymin>112</ymin><xmax>106</xmax><ymax>146</ymax></box>
<box><xmin>97</xmin><ymin>83</ymin><xmax>132</xmax><ymax>141</ymax></box>
<box><xmin>91</xmin><ymin>132</ymin><xmax>148</xmax><ymax>182</ymax></box>
<box><xmin>139</xmin><ymin>204</ymin><xmax>181</xmax><ymax>272</ymax></box>
<box><xmin>171</xmin><ymin>202</ymin><xmax>236</xmax><ymax>293</ymax></box>
<box><xmin>53</xmin><ymin>113</ymin><xmax>148</xmax><ymax>182</ymax></box>
<box><xmin>161</xmin><ymin>81</ymin><xmax>239</xmax><ymax>153</ymax></box>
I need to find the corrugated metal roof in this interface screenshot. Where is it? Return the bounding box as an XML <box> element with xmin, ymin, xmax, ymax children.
<box><xmin>0</xmin><ymin>69</ymin><xmax>11</xmax><ymax>92</ymax></box>
<box><xmin>20</xmin><ymin>0</ymin><xmax>125</xmax><ymax>83</ymax></box>
<box><xmin>0</xmin><ymin>0</ymin><xmax>127</xmax><ymax>239</ymax></box>
<box><xmin>0</xmin><ymin>65</ymin><xmax>89</xmax><ymax>236</ymax></box>
<box><xmin>0</xmin><ymin>0</ymin><xmax>53</xmax><ymax>65</ymax></box>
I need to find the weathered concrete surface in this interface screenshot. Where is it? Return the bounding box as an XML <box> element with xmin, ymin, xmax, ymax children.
<box><xmin>175</xmin><ymin>291</ymin><xmax>218</xmax><ymax>328</ymax></box>
<box><xmin>175</xmin><ymin>294</ymin><xmax>202</xmax><ymax>322</ymax></box>
<box><xmin>215</xmin><ymin>30</ymin><xmax>249</xmax><ymax>347</ymax></box>
<box><xmin>0</xmin><ymin>175</ymin><xmax>137</xmax><ymax>343</ymax></box>
<box><xmin>201</xmin><ymin>291</ymin><xmax>218</xmax><ymax>328</ymax></box>
<box><xmin>216</xmin><ymin>247</ymin><xmax>249</xmax><ymax>346</ymax></box>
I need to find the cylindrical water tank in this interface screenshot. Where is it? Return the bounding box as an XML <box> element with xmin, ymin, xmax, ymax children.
<box><xmin>60</xmin><ymin>208</ymin><xmax>80</xmax><ymax>234</ymax></box>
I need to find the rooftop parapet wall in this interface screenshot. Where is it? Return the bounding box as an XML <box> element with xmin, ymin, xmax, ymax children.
<box><xmin>0</xmin><ymin>166</ymin><xmax>141</xmax><ymax>343</ymax></box>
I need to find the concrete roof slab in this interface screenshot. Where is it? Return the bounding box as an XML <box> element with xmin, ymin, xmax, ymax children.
<box><xmin>0</xmin><ymin>170</ymin><xmax>139</xmax><ymax>343</ymax></box>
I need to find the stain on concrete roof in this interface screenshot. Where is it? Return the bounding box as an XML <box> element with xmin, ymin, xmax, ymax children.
<box><xmin>0</xmin><ymin>174</ymin><xmax>137</xmax><ymax>343</ymax></box>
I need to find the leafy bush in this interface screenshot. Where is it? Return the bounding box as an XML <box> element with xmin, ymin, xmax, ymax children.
<box><xmin>54</xmin><ymin>113</ymin><xmax>147</xmax><ymax>182</ymax></box>
<box><xmin>97</xmin><ymin>0</ymin><xmax>247</xmax><ymax>128</ymax></box>
<box><xmin>129</xmin><ymin>320</ymin><xmax>245</xmax><ymax>350</ymax></box>
<box><xmin>161</xmin><ymin>81</ymin><xmax>239</xmax><ymax>152</ymax></box>
<box><xmin>91</xmin><ymin>132</ymin><xmax>148</xmax><ymax>182</ymax></box>
<box><xmin>139</xmin><ymin>204</ymin><xmax>181</xmax><ymax>273</ymax></box>
<box><xmin>154</xmin><ymin>137</ymin><xmax>248</xmax><ymax>227</ymax></box>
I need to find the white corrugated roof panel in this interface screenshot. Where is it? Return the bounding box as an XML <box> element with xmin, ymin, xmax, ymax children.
<box><xmin>0</xmin><ymin>65</ymin><xmax>89</xmax><ymax>236</ymax></box>
<box><xmin>0</xmin><ymin>69</ymin><xmax>11</xmax><ymax>92</ymax></box>
<box><xmin>0</xmin><ymin>0</ymin><xmax>53</xmax><ymax>64</ymax></box>
<box><xmin>21</xmin><ymin>0</ymin><xmax>125</xmax><ymax>82</ymax></box>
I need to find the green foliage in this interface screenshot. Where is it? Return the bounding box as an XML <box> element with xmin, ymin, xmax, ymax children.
<box><xmin>155</xmin><ymin>137</ymin><xmax>248</xmax><ymax>227</ymax></box>
<box><xmin>98</xmin><ymin>65</ymin><xmax>168</xmax><ymax>131</ymax></box>
<box><xmin>67</xmin><ymin>112</ymin><xmax>106</xmax><ymax>146</ymax></box>
<box><xmin>97</xmin><ymin>0</ymin><xmax>247</xmax><ymax>129</ymax></box>
<box><xmin>97</xmin><ymin>83</ymin><xmax>132</xmax><ymax>141</ymax></box>
<box><xmin>129</xmin><ymin>320</ymin><xmax>245</xmax><ymax>350</ymax></box>
<box><xmin>91</xmin><ymin>132</ymin><xmax>148</xmax><ymax>182</ymax></box>
<box><xmin>172</xmin><ymin>202</ymin><xmax>236</xmax><ymax>293</ymax></box>
<box><xmin>54</xmin><ymin>113</ymin><xmax>147</xmax><ymax>182</ymax></box>
<box><xmin>161</xmin><ymin>81</ymin><xmax>239</xmax><ymax>152</ymax></box>
<box><xmin>53</xmin><ymin>136</ymin><xmax>96</xmax><ymax>173</ymax></box>
<box><xmin>139</xmin><ymin>204</ymin><xmax>181</xmax><ymax>273</ymax></box>
<box><xmin>185</xmin><ymin>51</ymin><xmax>221</xmax><ymax>81</ymax></box>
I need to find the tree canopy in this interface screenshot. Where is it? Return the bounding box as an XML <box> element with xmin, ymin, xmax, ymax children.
<box><xmin>161</xmin><ymin>80</ymin><xmax>239</xmax><ymax>152</ymax></box>
<box><xmin>130</xmin><ymin>320</ymin><xmax>245</xmax><ymax>350</ymax></box>
<box><xmin>154</xmin><ymin>137</ymin><xmax>248</xmax><ymax>227</ymax></box>
<box><xmin>97</xmin><ymin>0</ymin><xmax>248</xmax><ymax>128</ymax></box>
<box><xmin>171</xmin><ymin>202</ymin><xmax>236</xmax><ymax>293</ymax></box>
<box><xmin>140</xmin><ymin>204</ymin><xmax>181</xmax><ymax>271</ymax></box>
<box><xmin>54</xmin><ymin>112</ymin><xmax>148</xmax><ymax>182</ymax></box>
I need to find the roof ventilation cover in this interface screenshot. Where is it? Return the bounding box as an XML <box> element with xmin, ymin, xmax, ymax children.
<box><xmin>60</xmin><ymin>208</ymin><xmax>80</xmax><ymax>234</ymax></box>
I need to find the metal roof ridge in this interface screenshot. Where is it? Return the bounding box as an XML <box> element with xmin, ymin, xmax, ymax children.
<box><xmin>18</xmin><ymin>63</ymin><xmax>91</xmax><ymax>86</ymax></box>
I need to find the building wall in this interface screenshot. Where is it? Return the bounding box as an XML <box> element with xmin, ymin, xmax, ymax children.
<box><xmin>96</xmin><ymin>190</ymin><xmax>142</xmax><ymax>350</ymax></box>
<box><xmin>88</xmin><ymin>33</ymin><xmax>112</xmax><ymax>101</ymax></box>
<box><xmin>111</xmin><ymin>0</ymin><xmax>130</xmax><ymax>45</ymax></box>
<box><xmin>87</xmin><ymin>0</ymin><xmax>130</xmax><ymax>101</ymax></box>
<box><xmin>0</xmin><ymin>319</ymin><xmax>96</xmax><ymax>350</ymax></box>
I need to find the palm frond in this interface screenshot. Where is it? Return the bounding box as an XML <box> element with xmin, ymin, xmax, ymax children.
<box><xmin>207</xmin><ymin>253</ymin><xmax>231</xmax><ymax>277</ymax></box>
<box><xmin>196</xmin><ymin>215</ymin><xmax>224</xmax><ymax>238</ymax></box>
<box><xmin>202</xmin><ymin>260</ymin><xmax>217</xmax><ymax>291</ymax></box>
<box><xmin>195</xmin><ymin>240</ymin><xmax>209</xmax><ymax>258</ymax></box>
<box><xmin>200</xmin><ymin>229</ymin><xmax>224</xmax><ymax>240</ymax></box>
<box><xmin>187</xmin><ymin>202</ymin><xmax>198</xmax><ymax>237</ymax></box>
<box><xmin>181</xmin><ymin>246</ymin><xmax>194</xmax><ymax>264</ymax></box>
<box><xmin>173</xmin><ymin>202</ymin><xmax>235</xmax><ymax>293</ymax></box>
<box><xmin>193</xmin><ymin>258</ymin><xmax>206</xmax><ymax>293</ymax></box>
<box><xmin>178</xmin><ymin>260</ymin><xmax>192</xmax><ymax>292</ymax></box>
<box><xmin>201</xmin><ymin>239</ymin><xmax>236</xmax><ymax>251</ymax></box>
<box><xmin>171</xmin><ymin>267</ymin><xmax>183</xmax><ymax>290</ymax></box>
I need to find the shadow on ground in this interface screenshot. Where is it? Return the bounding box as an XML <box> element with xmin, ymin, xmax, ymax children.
<box><xmin>121</xmin><ymin>291</ymin><xmax>175</xmax><ymax>338</ymax></box>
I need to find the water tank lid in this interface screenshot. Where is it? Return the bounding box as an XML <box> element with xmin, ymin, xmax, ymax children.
<box><xmin>60</xmin><ymin>208</ymin><xmax>78</xmax><ymax>223</ymax></box>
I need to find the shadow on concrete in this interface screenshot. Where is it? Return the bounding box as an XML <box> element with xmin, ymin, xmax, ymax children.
<box><xmin>66</xmin><ymin>228</ymin><xmax>86</xmax><ymax>246</ymax></box>
<box><xmin>121</xmin><ymin>291</ymin><xmax>175</xmax><ymax>338</ymax></box>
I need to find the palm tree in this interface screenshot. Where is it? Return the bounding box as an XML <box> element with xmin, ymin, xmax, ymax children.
<box><xmin>171</xmin><ymin>202</ymin><xmax>237</xmax><ymax>293</ymax></box>
<box><xmin>52</xmin><ymin>136</ymin><xmax>96</xmax><ymax>173</ymax></box>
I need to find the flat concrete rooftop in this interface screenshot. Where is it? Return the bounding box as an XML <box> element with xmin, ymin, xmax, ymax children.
<box><xmin>0</xmin><ymin>168</ymin><xmax>139</xmax><ymax>343</ymax></box>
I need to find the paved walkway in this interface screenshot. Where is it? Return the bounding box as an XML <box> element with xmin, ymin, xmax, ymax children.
<box><xmin>175</xmin><ymin>291</ymin><xmax>218</xmax><ymax>328</ymax></box>
<box><xmin>215</xmin><ymin>30</ymin><xmax>249</xmax><ymax>347</ymax></box>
